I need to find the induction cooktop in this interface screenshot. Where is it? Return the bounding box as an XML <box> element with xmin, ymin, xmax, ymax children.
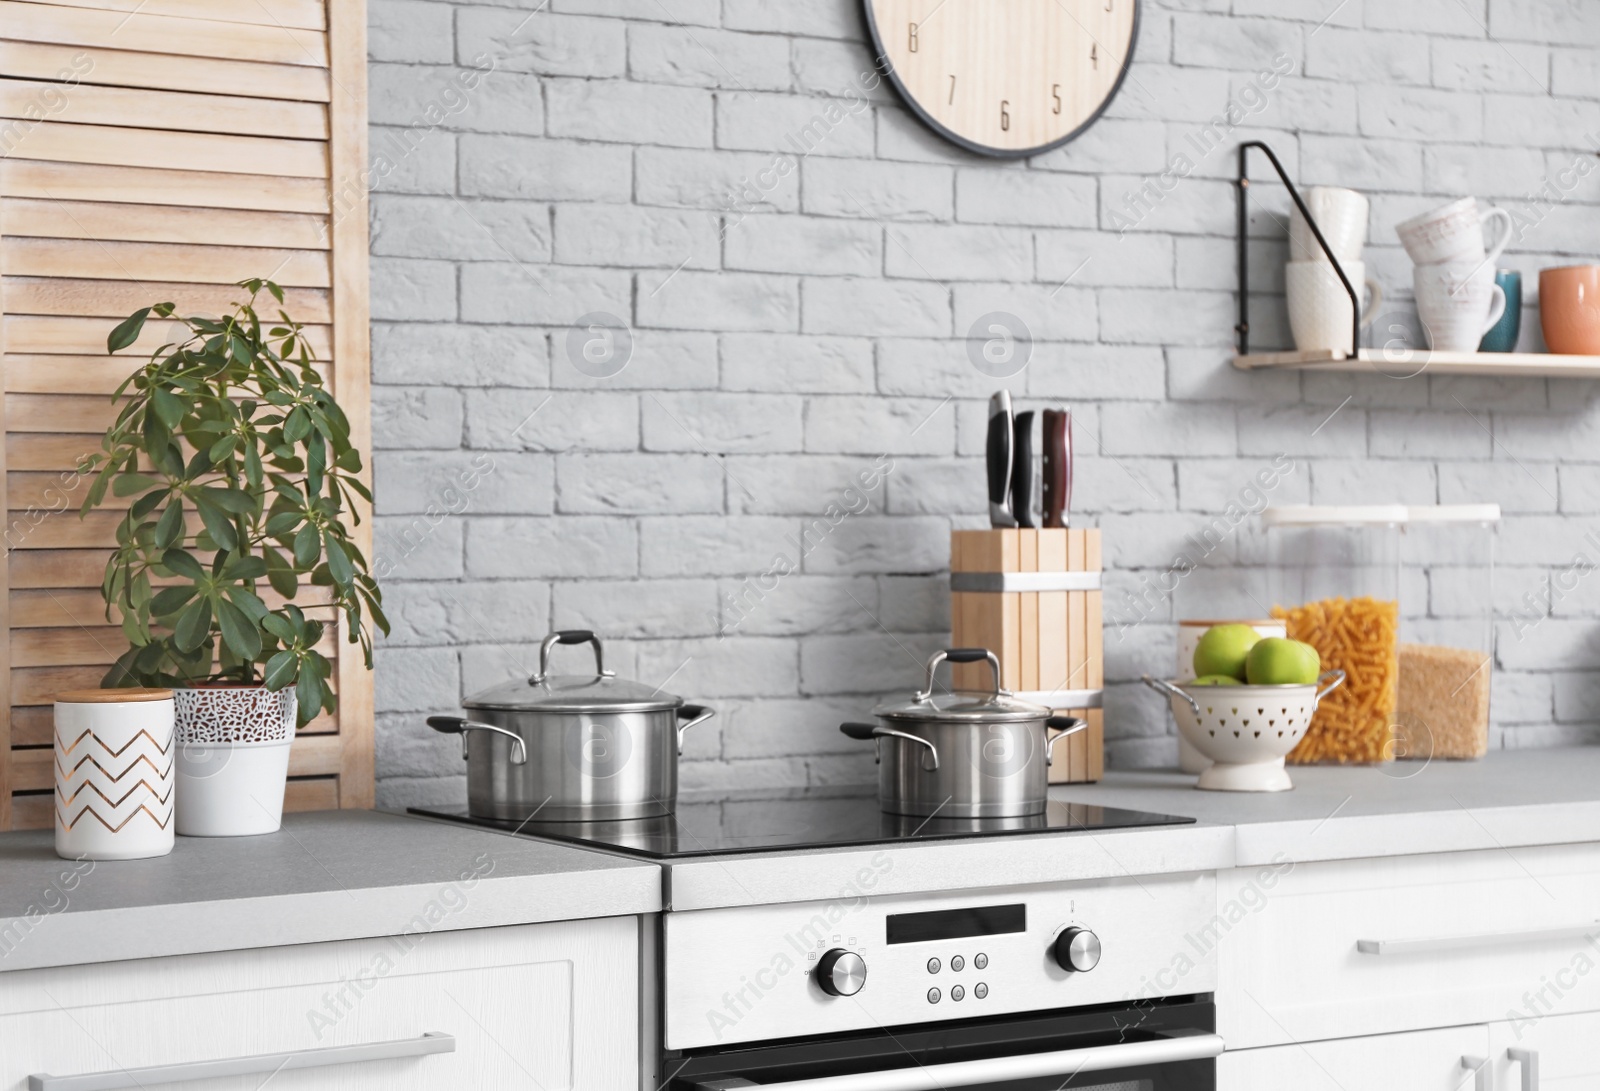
<box><xmin>409</xmin><ymin>786</ymin><xmax>1194</xmax><ymax>860</ymax></box>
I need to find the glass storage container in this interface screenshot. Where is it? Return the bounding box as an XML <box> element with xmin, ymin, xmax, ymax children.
<box><xmin>1261</xmin><ymin>505</ymin><xmax>1406</xmax><ymax>764</ymax></box>
<box><xmin>1397</xmin><ymin>504</ymin><xmax>1499</xmax><ymax>761</ymax></box>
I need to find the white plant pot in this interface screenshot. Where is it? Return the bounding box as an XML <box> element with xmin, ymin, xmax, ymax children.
<box><xmin>172</xmin><ymin>686</ymin><xmax>297</xmax><ymax>837</ymax></box>
<box><xmin>53</xmin><ymin>689</ymin><xmax>176</xmax><ymax>860</ymax></box>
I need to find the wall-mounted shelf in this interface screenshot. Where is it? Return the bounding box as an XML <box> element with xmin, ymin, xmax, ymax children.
<box><xmin>1233</xmin><ymin>349</ymin><xmax>1600</xmax><ymax>379</ymax></box>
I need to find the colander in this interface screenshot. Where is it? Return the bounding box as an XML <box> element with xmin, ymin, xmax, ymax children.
<box><xmin>1141</xmin><ymin>672</ymin><xmax>1346</xmax><ymax>792</ymax></box>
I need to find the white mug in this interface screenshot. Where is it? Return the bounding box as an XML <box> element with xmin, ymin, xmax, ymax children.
<box><xmin>1414</xmin><ymin>260</ymin><xmax>1507</xmax><ymax>352</ymax></box>
<box><xmin>1289</xmin><ymin>186</ymin><xmax>1369</xmax><ymax>264</ymax></box>
<box><xmin>1286</xmin><ymin>260</ymin><xmax>1384</xmax><ymax>356</ymax></box>
<box><xmin>1395</xmin><ymin>197</ymin><xmax>1513</xmax><ymax>267</ymax></box>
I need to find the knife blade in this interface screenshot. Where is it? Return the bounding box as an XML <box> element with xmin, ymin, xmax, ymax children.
<box><xmin>1042</xmin><ymin>409</ymin><xmax>1067</xmax><ymax>530</ymax></box>
<box><xmin>986</xmin><ymin>391</ymin><xmax>1017</xmax><ymax>528</ymax></box>
<box><xmin>1063</xmin><ymin>407</ymin><xmax>1074</xmax><ymax>526</ymax></box>
<box><xmin>1012</xmin><ymin>410</ymin><xmax>1036</xmax><ymax>528</ymax></box>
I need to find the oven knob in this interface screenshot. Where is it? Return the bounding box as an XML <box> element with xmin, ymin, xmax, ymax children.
<box><xmin>816</xmin><ymin>949</ymin><xmax>867</xmax><ymax>997</ymax></box>
<box><xmin>1052</xmin><ymin>928</ymin><xmax>1101</xmax><ymax>973</ymax></box>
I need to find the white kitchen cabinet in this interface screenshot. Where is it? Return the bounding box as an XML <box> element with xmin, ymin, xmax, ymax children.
<box><xmin>1216</xmin><ymin>842</ymin><xmax>1600</xmax><ymax>1048</ymax></box>
<box><xmin>1218</xmin><ymin>1025</ymin><xmax>1490</xmax><ymax>1090</ymax></box>
<box><xmin>0</xmin><ymin>916</ymin><xmax>640</xmax><ymax>1091</ymax></box>
<box><xmin>1489</xmin><ymin>1009</ymin><xmax>1600</xmax><ymax>1089</ymax></box>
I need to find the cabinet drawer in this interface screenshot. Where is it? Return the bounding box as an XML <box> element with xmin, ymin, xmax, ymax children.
<box><xmin>0</xmin><ymin>917</ymin><xmax>638</xmax><ymax>1091</ymax></box>
<box><xmin>1219</xmin><ymin>1025</ymin><xmax>1489</xmax><ymax>1090</ymax></box>
<box><xmin>1218</xmin><ymin>843</ymin><xmax>1600</xmax><ymax>1048</ymax></box>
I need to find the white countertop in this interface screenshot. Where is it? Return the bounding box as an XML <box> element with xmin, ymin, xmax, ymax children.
<box><xmin>0</xmin><ymin>810</ymin><xmax>659</xmax><ymax>973</ymax></box>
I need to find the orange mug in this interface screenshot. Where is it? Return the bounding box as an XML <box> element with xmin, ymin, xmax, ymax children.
<box><xmin>1539</xmin><ymin>265</ymin><xmax>1600</xmax><ymax>354</ymax></box>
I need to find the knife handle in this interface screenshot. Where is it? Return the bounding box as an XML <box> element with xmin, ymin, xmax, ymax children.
<box><xmin>1042</xmin><ymin>410</ymin><xmax>1067</xmax><ymax>530</ymax></box>
<box><xmin>1063</xmin><ymin>407</ymin><xmax>1074</xmax><ymax>525</ymax></box>
<box><xmin>1013</xmin><ymin>411</ymin><xmax>1036</xmax><ymax>528</ymax></box>
<box><xmin>986</xmin><ymin>406</ymin><xmax>1012</xmax><ymax>513</ymax></box>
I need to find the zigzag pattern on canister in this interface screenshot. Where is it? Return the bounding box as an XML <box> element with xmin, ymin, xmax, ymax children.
<box><xmin>54</xmin><ymin>723</ymin><xmax>174</xmax><ymax>836</ymax></box>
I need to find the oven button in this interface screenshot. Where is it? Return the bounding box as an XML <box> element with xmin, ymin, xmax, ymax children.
<box><xmin>1052</xmin><ymin>928</ymin><xmax>1102</xmax><ymax>973</ymax></box>
<box><xmin>927</xmin><ymin>987</ymin><xmax>941</xmax><ymax>1004</ymax></box>
<box><xmin>817</xmin><ymin>949</ymin><xmax>867</xmax><ymax>997</ymax></box>
<box><xmin>927</xmin><ymin>957</ymin><xmax>941</xmax><ymax>974</ymax></box>
<box><xmin>951</xmin><ymin>985</ymin><xmax>965</xmax><ymax>1001</ymax></box>
<box><xmin>950</xmin><ymin>955</ymin><xmax>964</xmax><ymax>972</ymax></box>
<box><xmin>975</xmin><ymin>983</ymin><xmax>988</xmax><ymax>999</ymax></box>
<box><xmin>974</xmin><ymin>953</ymin><xmax>988</xmax><ymax>970</ymax></box>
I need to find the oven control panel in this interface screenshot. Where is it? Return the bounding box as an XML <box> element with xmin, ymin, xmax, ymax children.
<box><xmin>662</xmin><ymin>872</ymin><xmax>1215</xmax><ymax>1050</ymax></box>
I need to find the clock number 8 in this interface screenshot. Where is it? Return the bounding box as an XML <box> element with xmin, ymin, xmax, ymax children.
<box><xmin>1000</xmin><ymin>100</ymin><xmax>1010</xmax><ymax>131</ymax></box>
<box><xmin>908</xmin><ymin>22</ymin><xmax>918</xmax><ymax>52</ymax></box>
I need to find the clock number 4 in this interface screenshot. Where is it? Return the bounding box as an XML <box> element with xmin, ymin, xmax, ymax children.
<box><xmin>908</xmin><ymin>21</ymin><xmax>918</xmax><ymax>52</ymax></box>
<box><xmin>1000</xmin><ymin>100</ymin><xmax>1010</xmax><ymax>131</ymax></box>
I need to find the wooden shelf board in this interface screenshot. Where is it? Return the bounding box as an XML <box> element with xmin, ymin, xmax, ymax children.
<box><xmin>1233</xmin><ymin>348</ymin><xmax>1600</xmax><ymax>378</ymax></box>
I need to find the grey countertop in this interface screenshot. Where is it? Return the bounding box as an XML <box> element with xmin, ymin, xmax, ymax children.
<box><xmin>0</xmin><ymin>810</ymin><xmax>658</xmax><ymax>973</ymax></box>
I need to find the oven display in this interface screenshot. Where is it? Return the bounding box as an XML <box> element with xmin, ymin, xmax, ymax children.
<box><xmin>885</xmin><ymin>903</ymin><xmax>1026</xmax><ymax>945</ymax></box>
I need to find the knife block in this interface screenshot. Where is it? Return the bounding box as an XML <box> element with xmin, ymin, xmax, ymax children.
<box><xmin>949</xmin><ymin>529</ymin><xmax>1104</xmax><ymax>784</ymax></box>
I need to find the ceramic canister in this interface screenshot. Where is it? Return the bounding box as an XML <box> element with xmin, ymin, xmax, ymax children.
<box><xmin>54</xmin><ymin>688</ymin><xmax>175</xmax><ymax>860</ymax></box>
<box><xmin>1479</xmin><ymin>270</ymin><xmax>1522</xmax><ymax>352</ymax></box>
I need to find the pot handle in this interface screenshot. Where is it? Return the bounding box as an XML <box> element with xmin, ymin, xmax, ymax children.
<box><xmin>1313</xmin><ymin>670</ymin><xmax>1346</xmax><ymax>706</ymax></box>
<box><xmin>839</xmin><ymin>722</ymin><xmax>940</xmax><ymax>771</ymax></box>
<box><xmin>916</xmin><ymin>647</ymin><xmax>1004</xmax><ymax>702</ymax></box>
<box><xmin>1044</xmin><ymin>716</ymin><xmax>1087</xmax><ymax>768</ymax></box>
<box><xmin>1141</xmin><ymin>675</ymin><xmax>1201</xmax><ymax>716</ymax></box>
<box><xmin>426</xmin><ymin>716</ymin><xmax>528</xmax><ymax>766</ymax></box>
<box><xmin>530</xmin><ymin>630</ymin><xmax>615</xmax><ymax>684</ymax></box>
<box><xmin>675</xmin><ymin>704</ymin><xmax>716</xmax><ymax>754</ymax></box>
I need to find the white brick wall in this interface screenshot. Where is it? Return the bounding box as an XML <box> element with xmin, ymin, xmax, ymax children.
<box><xmin>369</xmin><ymin>0</ymin><xmax>1600</xmax><ymax>806</ymax></box>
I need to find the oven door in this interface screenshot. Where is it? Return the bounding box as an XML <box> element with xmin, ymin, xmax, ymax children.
<box><xmin>669</xmin><ymin>999</ymin><xmax>1218</xmax><ymax>1091</ymax></box>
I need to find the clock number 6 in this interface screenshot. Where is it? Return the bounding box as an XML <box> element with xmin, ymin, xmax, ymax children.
<box><xmin>1000</xmin><ymin>100</ymin><xmax>1010</xmax><ymax>131</ymax></box>
<box><xmin>1052</xmin><ymin>84</ymin><xmax>1061</xmax><ymax>115</ymax></box>
<box><xmin>908</xmin><ymin>21</ymin><xmax>918</xmax><ymax>51</ymax></box>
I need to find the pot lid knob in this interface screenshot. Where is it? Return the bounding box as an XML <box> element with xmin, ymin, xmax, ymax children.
<box><xmin>530</xmin><ymin>630</ymin><xmax>615</xmax><ymax>685</ymax></box>
<box><xmin>916</xmin><ymin>647</ymin><xmax>1005</xmax><ymax>702</ymax></box>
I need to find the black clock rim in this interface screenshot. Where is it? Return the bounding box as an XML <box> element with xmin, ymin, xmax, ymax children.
<box><xmin>861</xmin><ymin>0</ymin><xmax>1142</xmax><ymax>161</ymax></box>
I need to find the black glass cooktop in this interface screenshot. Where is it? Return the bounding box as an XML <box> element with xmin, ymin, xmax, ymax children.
<box><xmin>409</xmin><ymin>786</ymin><xmax>1194</xmax><ymax>860</ymax></box>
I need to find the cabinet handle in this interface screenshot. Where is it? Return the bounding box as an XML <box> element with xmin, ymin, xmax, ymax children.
<box><xmin>1460</xmin><ymin>1055</ymin><xmax>1489</xmax><ymax>1091</ymax></box>
<box><xmin>28</xmin><ymin>1031</ymin><xmax>454</xmax><ymax>1090</ymax></box>
<box><xmin>1356</xmin><ymin>922</ymin><xmax>1600</xmax><ymax>956</ymax></box>
<box><xmin>1507</xmin><ymin>1047</ymin><xmax>1540</xmax><ymax>1091</ymax></box>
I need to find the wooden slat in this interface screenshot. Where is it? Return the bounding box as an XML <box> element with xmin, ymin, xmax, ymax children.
<box><xmin>10</xmin><ymin>663</ymin><xmax>100</xmax><ymax>704</ymax></box>
<box><xmin>329</xmin><ymin>0</ymin><xmax>373</xmax><ymax>810</ymax></box>
<box><xmin>9</xmin><ymin>548</ymin><xmax>112</xmax><ymax>590</ymax></box>
<box><xmin>2</xmin><ymin>201</ymin><xmax>330</xmax><ymax>250</ymax></box>
<box><xmin>6</xmin><ymin>434</ymin><xmax>102</xmax><ymax>471</ymax></box>
<box><xmin>5</xmin><ymin>279</ymin><xmax>331</xmax><ymax>321</ymax></box>
<box><xmin>6</xmin><ymin>353</ymin><xmax>332</xmax><ymax>395</ymax></box>
<box><xmin>8</xmin><ymin>0</ymin><xmax>326</xmax><ymax>32</ymax></box>
<box><xmin>5</xmin><ymin>315</ymin><xmax>334</xmax><ymax>356</ymax></box>
<box><xmin>10</xmin><ymin>745</ymin><xmax>50</xmax><ymax>791</ymax></box>
<box><xmin>283</xmin><ymin>776</ymin><xmax>339</xmax><ymax>811</ymax></box>
<box><xmin>1</xmin><ymin>80</ymin><xmax>329</xmax><ymax>141</ymax></box>
<box><xmin>1</xmin><ymin>178</ymin><xmax>8</xmax><ymax>826</ymax></box>
<box><xmin>3</xmin><ymin>238</ymin><xmax>332</xmax><ymax>287</ymax></box>
<box><xmin>6</xmin><ymin>393</ymin><xmax>115</xmax><ymax>433</ymax></box>
<box><xmin>9</xmin><ymin>625</ymin><xmax>125</xmax><ymax>667</ymax></box>
<box><xmin>0</xmin><ymin>41</ymin><xmax>332</xmax><ymax>102</ymax></box>
<box><xmin>0</xmin><ymin>2</ymin><xmax>329</xmax><ymax>67</ymax></box>
<box><xmin>9</xmin><ymin>470</ymin><xmax>103</xmax><ymax>509</ymax></box>
<box><xmin>10</xmin><ymin>705</ymin><xmax>52</xmax><ymax>746</ymax></box>
<box><xmin>2</xmin><ymin>160</ymin><xmax>331</xmax><ymax>214</ymax></box>
<box><xmin>1</xmin><ymin>122</ymin><xmax>327</xmax><ymax>179</ymax></box>
<box><xmin>4</xmin><ymin>508</ymin><xmax>122</xmax><ymax>548</ymax></box>
<box><xmin>10</xmin><ymin>584</ymin><xmax>333</xmax><ymax>627</ymax></box>
<box><xmin>9</xmin><ymin>793</ymin><xmax>48</xmax><ymax>828</ymax></box>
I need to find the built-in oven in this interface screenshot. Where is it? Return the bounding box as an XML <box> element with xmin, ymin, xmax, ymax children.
<box><xmin>668</xmin><ymin>997</ymin><xmax>1219</xmax><ymax>1091</ymax></box>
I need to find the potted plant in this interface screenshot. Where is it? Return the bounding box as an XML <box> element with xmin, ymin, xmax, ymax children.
<box><xmin>82</xmin><ymin>278</ymin><xmax>387</xmax><ymax>836</ymax></box>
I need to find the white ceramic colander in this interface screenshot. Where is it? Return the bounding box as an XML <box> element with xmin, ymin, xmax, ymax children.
<box><xmin>1141</xmin><ymin>672</ymin><xmax>1345</xmax><ymax>792</ymax></box>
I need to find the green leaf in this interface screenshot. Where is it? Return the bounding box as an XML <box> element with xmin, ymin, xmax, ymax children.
<box><xmin>296</xmin><ymin>664</ymin><xmax>322</xmax><ymax>726</ymax></box>
<box><xmin>222</xmin><ymin>554</ymin><xmax>269</xmax><ymax>581</ymax></box>
<box><xmin>244</xmin><ymin>444</ymin><xmax>264</xmax><ymax>490</ymax></box>
<box><xmin>265</xmin><ymin>511</ymin><xmax>300</xmax><ymax>537</ymax></box>
<box><xmin>267</xmin><ymin>281</ymin><xmax>285</xmax><ymax>304</ymax></box>
<box><xmin>151</xmin><ymin>388</ymin><xmax>185</xmax><ymax>429</ymax></box>
<box><xmin>150</xmin><ymin>585</ymin><xmax>197</xmax><ymax>617</ymax></box>
<box><xmin>228</xmin><ymin>587</ymin><xmax>269</xmax><ymax>622</ymax></box>
<box><xmin>161</xmin><ymin>548</ymin><xmax>205</xmax><ymax>580</ymax></box>
<box><xmin>263</xmin><ymin>649</ymin><xmax>298</xmax><ymax>690</ymax></box>
<box><xmin>200</xmin><ymin>486</ymin><xmax>254</xmax><ymax>515</ymax></box>
<box><xmin>155</xmin><ymin>500</ymin><xmax>184</xmax><ymax>549</ymax></box>
<box><xmin>261</xmin><ymin>612</ymin><xmax>297</xmax><ymax>642</ymax></box>
<box><xmin>194</xmin><ymin>495</ymin><xmax>238</xmax><ymax>552</ymax></box>
<box><xmin>293</xmin><ymin>522</ymin><xmax>321</xmax><ymax>568</ymax></box>
<box><xmin>323</xmin><ymin>532</ymin><xmax>354</xmax><ymax>587</ymax></box>
<box><xmin>111</xmin><ymin>473</ymin><xmax>162</xmax><ymax>498</ymax></box>
<box><xmin>264</xmin><ymin>546</ymin><xmax>299</xmax><ymax>599</ymax></box>
<box><xmin>216</xmin><ymin>597</ymin><xmax>262</xmax><ymax>661</ymax></box>
<box><xmin>173</xmin><ymin>596</ymin><xmax>212</xmax><ymax>652</ymax></box>
<box><xmin>208</xmin><ymin>435</ymin><xmax>240</xmax><ymax>463</ymax></box>
<box><xmin>107</xmin><ymin>308</ymin><xmax>151</xmax><ymax>353</ymax></box>
<box><xmin>283</xmin><ymin>406</ymin><xmax>311</xmax><ymax>443</ymax></box>
<box><xmin>130</xmin><ymin>491</ymin><xmax>165</xmax><ymax>520</ymax></box>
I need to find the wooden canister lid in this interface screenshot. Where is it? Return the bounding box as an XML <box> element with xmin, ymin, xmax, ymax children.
<box><xmin>54</xmin><ymin>687</ymin><xmax>174</xmax><ymax>703</ymax></box>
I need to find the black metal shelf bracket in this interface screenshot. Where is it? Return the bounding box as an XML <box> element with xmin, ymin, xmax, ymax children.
<box><xmin>1236</xmin><ymin>140</ymin><xmax>1360</xmax><ymax>358</ymax></box>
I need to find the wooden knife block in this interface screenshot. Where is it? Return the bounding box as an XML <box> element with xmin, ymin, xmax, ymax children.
<box><xmin>950</xmin><ymin>529</ymin><xmax>1104</xmax><ymax>784</ymax></box>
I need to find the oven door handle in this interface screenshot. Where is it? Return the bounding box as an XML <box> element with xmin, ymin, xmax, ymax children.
<box><xmin>689</xmin><ymin>1030</ymin><xmax>1224</xmax><ymax>1091</ymax></box>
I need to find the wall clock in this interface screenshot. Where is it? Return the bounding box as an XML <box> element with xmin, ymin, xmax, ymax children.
<box><xmin>863</xmin><ymin>0</ymin><xmax>1140</xmax><ymax>159</ymax></box>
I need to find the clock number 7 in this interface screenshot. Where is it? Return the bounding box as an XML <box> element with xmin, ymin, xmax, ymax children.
<box><xmin>948</xmin><ymin>74</ymin><xmax>956</xmax><ymax>104</ymax></box>
<box><xmin>908</xmin><ymin>21</ymin><xmax>918</xmax><ymax>52</ymax></box>
<box><xmin>1000</xmin><ymin>100</ymin><xmax>1010</xmax><ymax>131</ymax></box>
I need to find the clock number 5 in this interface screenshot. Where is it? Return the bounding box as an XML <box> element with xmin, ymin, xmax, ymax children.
<box><xmin>1051</xmin><ymin>84</ymin><xmax>1061</xmax><ymax>115</ymax></box>
<box><xmin>1000</xmin><ymin>100</ymin><xmax>1010</xmax><ymax>131</ymax></box>
<box><xmin>908</xmin><ymin>21</ymin><xmax>918</xmax><ymax>52</ymax></box>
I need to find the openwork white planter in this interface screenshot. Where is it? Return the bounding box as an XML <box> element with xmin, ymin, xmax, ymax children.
<box><xmin>53</xmin><ymin>689</ymin><xmax>175</xmax><ymax>860</ymax></box>
<box><xmin>173</xmin><ymin>686</ymin><xmax>297</xmax><ymax>837</ymax></box>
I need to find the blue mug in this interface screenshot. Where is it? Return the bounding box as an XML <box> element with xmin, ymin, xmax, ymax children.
<box><xmin>1479</xmin><ymin>270</ymin><xmax>1521</xmax><ymax>352</ymax></box>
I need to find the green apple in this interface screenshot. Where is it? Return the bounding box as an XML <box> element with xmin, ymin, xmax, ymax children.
<box><xmin>1189</xmin><ymin>674</ymin><xmax>1244</xmax><ymax>686</ymax></box>
<box><xmin>1245</xmin><ymin>637</ymin><xmax>1321</xmax><ymax>686</ymax></box>
<box><xmin>1192</xmin><ymin>624</ymin><xmax>1263</xmax><ymax>682</ymax></box>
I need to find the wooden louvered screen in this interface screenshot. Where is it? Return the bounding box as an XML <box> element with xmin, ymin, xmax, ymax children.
<box><xmin>0</xmin><ymin>0</ymin><xmax>372</xmax><ymax>829</ymax></box>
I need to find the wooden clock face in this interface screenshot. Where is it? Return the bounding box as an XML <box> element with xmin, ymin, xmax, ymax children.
<box><xmin>864</xmin><ymin>0</ymin><xmax>1140</xmax><ymax>158</ymax></box>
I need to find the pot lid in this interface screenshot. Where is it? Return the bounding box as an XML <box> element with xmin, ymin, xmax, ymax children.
<box><xmin>872</xmin><ymin>648</ymin><xmax>1051</xmax><ymax>723</ymax></box>
<box><xmin>461</xmin><ymin>630</ymin><xmax>683</xmax><ymax>714</ymax></box>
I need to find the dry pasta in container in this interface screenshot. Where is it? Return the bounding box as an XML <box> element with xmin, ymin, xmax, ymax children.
<box><xmin>1397</xmin><ymin>504</ymin><xmax>1499</xmax><ymax>760</ymax></box>
<box><xmin>1262</xmin><ymin>506</ymin><xmax>1406</xmax><ymax>764</ymax></box>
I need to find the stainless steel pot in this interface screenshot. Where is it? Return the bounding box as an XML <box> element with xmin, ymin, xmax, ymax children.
<box><xmin>839</xmin><ymin>648</ymin><xmax>1085</xmax><ymax>819</ymax></box>
<box><xmin>427</xmin><ymin>630</ymin><xmax>714</xmax><ymax>822</ymax></box>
